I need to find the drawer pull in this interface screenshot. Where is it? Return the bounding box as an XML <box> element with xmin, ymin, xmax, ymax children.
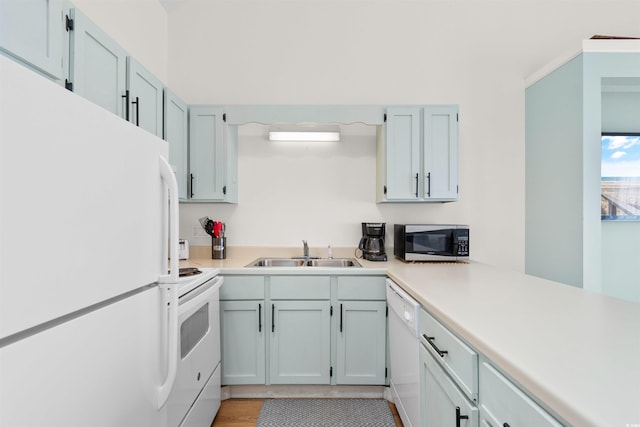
<box><xmin>423</xmin><ymin>333</ymin><xmax>448</xmax><ymax>357</ymax></box>
<box><xmin>503</xmin><ymin>424</ymin><xmax>510</xmax><ymax>427</ymax></box>
<box><xmin>455</xmin><ymin>406</ymin><xmax>468</xmax><ymax>427</ymax></box>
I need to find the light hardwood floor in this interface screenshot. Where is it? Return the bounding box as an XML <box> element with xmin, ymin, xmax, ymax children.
<box><xmin>211</xmin><ymin>399</ymin><xmax>404</xmax><ymax>427</ymax></box>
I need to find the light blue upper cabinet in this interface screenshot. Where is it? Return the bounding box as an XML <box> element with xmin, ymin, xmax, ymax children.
<box><xmin>164</xmin><ymin>90</ymin><xmax>188</xmax><ymax>200</ymax></box>
<box><xmin>423</xmin><ymin>106</ymin><xmax>459</xmax><ymax>200</ymax></box>
<box><xmin>377</xmin><ymin>105</ymin><xmax>459</xmax><ymax>202</ymax></box>
<box><xmin>0</xmin><ymin>0</ymin><xmax>64</xmax><ymax>81</ymax></box>
<box><xmin>381</xmin><ymin>107</ymin><xmax>421</xmax><ymax>200</ymax></box>
<box><xmin>127</xmin><ymin>57</ymin><xmax>164</xmax><ymax>138</ymax></box>
<box><xmin>188</xmin><ymin>106</ymin><xmax>238</xmax><ymax>203</ymax></box>
<box><xmin>67</xmin><ymin>7</ymin><xmax>127</xmax><ymax>118</ymax></box>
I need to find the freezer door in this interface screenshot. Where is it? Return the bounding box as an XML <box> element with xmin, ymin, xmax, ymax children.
<box><xmin>0</xmin><ymin>287</ymin><xmax>163</xmax><ymax>426</ymax></box>
<box><xmin>0</xmin><ymin>56</ymin><xmax>170</xmax><ymax>339</ymax></box>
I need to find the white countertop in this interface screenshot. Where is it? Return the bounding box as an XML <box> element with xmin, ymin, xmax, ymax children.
<box><xmin>182</xmin><ymin>246</ymin><xmax>640</xmax><ymax>426</ymax></box>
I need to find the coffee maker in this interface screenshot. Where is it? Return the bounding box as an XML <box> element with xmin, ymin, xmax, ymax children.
<box><xmin>358</xmin><ymin>222</ymin><xmax>387</xmax><ymax>261</ymax></box>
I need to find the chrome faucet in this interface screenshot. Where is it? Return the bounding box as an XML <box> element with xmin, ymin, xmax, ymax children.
<box><xmin>303</xmin><ymin>240</ymin><xmax>309</xmax><ymax>258</ymax></box>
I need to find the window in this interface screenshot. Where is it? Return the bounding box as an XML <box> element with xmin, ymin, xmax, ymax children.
<box><xmin>601</xmin><ymin>133</ymin><xmax>640</xmax><ymax>220</ymax></box>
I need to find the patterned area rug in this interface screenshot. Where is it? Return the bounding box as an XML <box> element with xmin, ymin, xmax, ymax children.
<box><xmin>256</xmin><ymin>398</ymin><xmax>397</xmax><ymax>427</ymax></box>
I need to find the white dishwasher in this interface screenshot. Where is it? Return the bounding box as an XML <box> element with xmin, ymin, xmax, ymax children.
<box><xmin>386</xmin><ymin>279</ymin><xmax>421</xmax><ymax>427</ymax></box>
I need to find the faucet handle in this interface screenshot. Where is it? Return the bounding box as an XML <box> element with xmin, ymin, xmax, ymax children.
<box><xmin>328</xmin><ymin>244</ymin><xmax>333</xmax><ymax>259</ymax></box>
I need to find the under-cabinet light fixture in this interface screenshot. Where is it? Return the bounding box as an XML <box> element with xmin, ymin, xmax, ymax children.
<box><xmin>268</xmin><ymin>125</ymin><xmax>341</xmax><ymax>142</ymax></box>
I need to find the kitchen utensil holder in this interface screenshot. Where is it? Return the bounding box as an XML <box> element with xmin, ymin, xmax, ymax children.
<box><xmin>212</xmin><ymin>237</ymin><xmax>226</xmax><ymax>259</ymax></box>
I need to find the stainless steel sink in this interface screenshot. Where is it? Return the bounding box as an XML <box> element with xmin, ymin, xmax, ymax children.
<box><xmin>307</xmin><ymin>258</ymin><xmax>361</xmax><ymax>267</ymax></box>
<box><xmin>249</xmin><ymin>258</ymin><xmax>307</xmax><ymax>267</ymax></box>
<box><xmin>246</xmin><ymin>257</ymin><xmax>362</xmax><ymax>268</ymax></box>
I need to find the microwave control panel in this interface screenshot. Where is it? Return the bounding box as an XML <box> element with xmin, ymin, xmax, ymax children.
<box><xmin>454</xmin><ymin>230</ymin><xmax>470</xmax><ymax>256</ymax></box>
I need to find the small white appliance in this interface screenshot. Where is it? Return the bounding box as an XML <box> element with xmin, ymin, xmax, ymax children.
<box><xmin>386</xmin><ymin>279</ymin><xmax>421</xmax><ymax>427</ymax></box>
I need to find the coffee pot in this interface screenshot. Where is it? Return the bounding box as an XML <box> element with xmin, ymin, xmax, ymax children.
<box><xmin>358</xmin><ymin>222</ymin><xmax>387</xmax><ymax>261</ymax></box>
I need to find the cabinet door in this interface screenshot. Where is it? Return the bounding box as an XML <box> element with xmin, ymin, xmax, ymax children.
<box><xmin>164</xmin><ymin>90</ymin><xmax>188</xmax><ymax>199</ymax></box>
<box><xmin>127</xmin><ymin>57</ymin><xmax>164</xmax><ymax>137</ymax></box>
<box><xmin>336</xmin><ymin>301</ymin><xmax>387</xmax><ymax>385</ymax></box>
<box><xmin>420</xmin><ymin>343</ymin><xmax>478</xmax><ymax>427</ymax></box>
<box><xmin>220</xmin><ymin>300</ymin><xmax>265</xmax><ymax>385</ymax></box>
<box><xmin>68</xmin><ymin>8</ymin><xmax>127</xmax><ymax>118</ymax></box>
<box><xmin>423</xmin><ymin>106</ymin><xmax>459</xmax><ymax>201</ymax></box>
<box><xmin>189</xmin><ymin>106</ymin><xmax>226</xmax><ymax>201</ymax></box>
<box><xmin>0</xmin><ymin>0</ymin><xmax>64</xmax><ymax>80</ymax></box>
<box><xmin>385</xmin><ymin>107</ymin><xmax>421</xmax><ymax>200</ymax></box>
<box><xmin>269</xmin><ymin>300</ymin><xmax>331</xmax><ymax>384</ymax></box>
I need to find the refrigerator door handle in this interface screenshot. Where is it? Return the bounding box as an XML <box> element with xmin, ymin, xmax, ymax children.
<box><xmin>158</xmin><ymin>155</ymin><xmax>179</xmax><ymax>284</ymax></box>
<box><xmin>157</xmin><ymin>155</ymin><xmax>180</xmax><ymax>409</ymax></box>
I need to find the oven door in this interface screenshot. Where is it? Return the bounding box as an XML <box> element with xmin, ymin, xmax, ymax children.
<box><xmin>166</xmin><ymin>275</ymin><xmax>222</xmax><ymax>427</ymax></box>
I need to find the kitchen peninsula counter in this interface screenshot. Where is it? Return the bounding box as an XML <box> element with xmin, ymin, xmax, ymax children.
<box><xmin>181</xmin><ymin>246</ymin><xmax>640</xmax><ymax>427</ymax></box>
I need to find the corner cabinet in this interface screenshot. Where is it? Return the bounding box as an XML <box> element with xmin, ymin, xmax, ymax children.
<box><xmin>377</xmin><ymin>105</ymin><xmax>459</xmax><ymax>202</ymax></box>
<box><xmin>188</xmin><ymin>106</ymin><xmax>238</xmax><ymax>203</ymax></box>
<box><xmin>0</xmin><ymin>0</ymin><xmax>64</xmax><ymax>81</ymax></box>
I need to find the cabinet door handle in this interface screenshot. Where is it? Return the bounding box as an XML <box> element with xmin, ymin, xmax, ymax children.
<box><xmin>503</xmin><ymin>424</ymin><xmax>510</xmax><ymax>427</ymax></box>
<box><xmin>190</xmin><ymin>173</ymin><xmax>194</xmax><ymax>198</ymax></box>
<box><xmin>455</xmin><ymin>406</ymin><xmax>469</xmax><ymax>427</ymax></box>
<box><xmin>122</xmin><ymin>90</ymin><xmax>130</xmax><ymax>121</ymax></box>
<box><xmin>131</xmin><ymin>96</ymin><xmax>140</xmax><ymax>125</ymax></box>
<box><xmin>258</xmin><ymin>303</ymin><xmax>262</xmax><ymax>332</ymax></box>
<box><xmin>415</xmin><ymin>173</ymin><xmax>419</xmax><ymax>198</ymax></box>
<box><xmin>340</xmin><ymin>304</ymin><xmax>343</xmax><ymax>332</ymax></box>
<box><xmin>426</xmin><ymin>172</ymin><xmax>431</xmax><ymax>197</ymax></box>
<box><xmin>423</xmin><ymin>333</ymin><xmax>448</xmax><ymax>357</ymax></box>
<box><xmin>271</xmin><ymin>304</ymin><xmax>275</xmax><ymax>332</ymax></box>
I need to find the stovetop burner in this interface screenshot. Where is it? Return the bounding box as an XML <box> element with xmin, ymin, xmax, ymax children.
<box><xmin>178</xmin><ymin>267</ymin><xmax>201</xmax><ymax>277</ymax></box>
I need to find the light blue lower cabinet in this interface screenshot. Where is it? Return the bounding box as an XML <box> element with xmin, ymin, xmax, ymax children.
<box><xmin>420</xmin><ymin>342</ymin><xmax>478</xmax><ymax>427</ymax></box>
<box><xmin>220</xmin><ymin>300</ymin><xmax>265</xmax><ymax>385</ymax></box>
<box><xmin>269</xmin><ymin>300</ymin><xmax>332</xmax><ymax>384</ymax></box>
<box><xmin>478</xmin><ymin>360</ymin><xmax>562</xmax><ymax>427</ymax></box>
<box><xmin>336</xmin><ymin>300</ymin><xmax>387</xmax><ymax>385</ymax></box>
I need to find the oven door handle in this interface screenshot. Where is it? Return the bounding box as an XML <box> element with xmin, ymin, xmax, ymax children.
<box><xmin>158</xmin><ymin>283</ymin><xmax>178</xmax><ymax>408</ymax></box>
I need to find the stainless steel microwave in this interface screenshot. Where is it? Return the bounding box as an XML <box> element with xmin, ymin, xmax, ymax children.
<box><xmin>394</xmin><ymin>224</ymin><xmax>469</xmax><ymax>261</ymax></box>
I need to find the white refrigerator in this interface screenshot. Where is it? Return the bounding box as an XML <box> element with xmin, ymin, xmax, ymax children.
<box><xmin>0</xmin><ymin>55</ymin><xmax>182</xmax><ymax>426</ymax></box>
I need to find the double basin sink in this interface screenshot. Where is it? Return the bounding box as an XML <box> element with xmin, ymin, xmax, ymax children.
<box><xmin>246</xmin><ymin>257</ymin><xmax>362</xmax><ymax>268</ymax></box>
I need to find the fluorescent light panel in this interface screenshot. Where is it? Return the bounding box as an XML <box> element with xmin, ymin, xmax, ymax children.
<box><xmin>268</xmin><ymin>125</ymin><xmax>340</xmax><ymax>142</ymax></box>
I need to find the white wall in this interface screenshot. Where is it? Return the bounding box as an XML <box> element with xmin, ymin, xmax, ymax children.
<box><xmin>71</xmin><ymin>0</ymin><xmax>169</xmax><ymax>83</ymax></box>
<box><xmin>166</xmin><ymin>0</ymin><xmax>640</xmax><ymax>272</ymax></box>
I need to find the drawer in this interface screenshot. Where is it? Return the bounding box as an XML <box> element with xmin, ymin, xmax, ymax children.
<box><xmin>337</xmin><ymin>276</ymin><xmax>386</xmax><ymax>300</ymax></box>
<box><xmin>220</xmin><ymin>275</ymin><xmax>265</xmax><ymax>300</ymax></box>
<box><xmin>270</xmin><ymin>276</ymin><xmax>330</xmax><ymax>300</ymax></box>
<box><xmin>479</xmin><ymin>361</ymin><xmax>562</xmax><ymax>427</ymax></box>
<box><xmin>420</xmin><ymin>308</ymin><xmax>478</xmax><ymax>402</ymax></box>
